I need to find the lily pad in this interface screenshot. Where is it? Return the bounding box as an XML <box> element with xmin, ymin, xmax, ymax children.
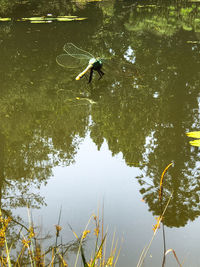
<box><xmin>189</xmin><ymin>140</ymin><xmax>200</xmax><ymax>147</ymax></box>
<box><xmin>186</xmin><ymin>131</ymin><xmax>200</xmax><ymax>138</ymax></box>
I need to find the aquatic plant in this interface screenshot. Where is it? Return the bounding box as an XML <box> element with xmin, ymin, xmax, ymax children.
<box><xmin>137</xmin><ymin>163</ymin><xmax>182</xmax><ymax>267</ymax></box>
<box><xmin>0</xmin><ymin>208</ymin><xmax>120</xmax><ymax>267</ymax></box>
<box><xmin>186</xmin><ymin>131</ymin><xmax>200</xmax><ymax>147</ymax></box>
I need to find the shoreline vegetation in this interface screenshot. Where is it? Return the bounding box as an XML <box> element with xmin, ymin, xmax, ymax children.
<box><xmin>0</xmin><ymin>163</ymin><xmax>184</xmax><ymax>266</ymax></box>
<box><xmin>0</xmin><ymin>203</ymin><xmax>122</xmax><ymax>266</ymax></box>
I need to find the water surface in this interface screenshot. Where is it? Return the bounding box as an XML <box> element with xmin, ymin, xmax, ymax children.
<box><xmin>1</xmin><ymin>0</ymin><xmax>200</xmax><ymax>266</ymax></box>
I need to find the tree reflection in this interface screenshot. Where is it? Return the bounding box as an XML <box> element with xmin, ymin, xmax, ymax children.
<box><xmin>0</xmin><ymin>33</ymin><xmax>90</xmax><ymax>216</ymax></box>
<box><xmin>89</xmin><ymin>1</ymin><xmax>200</xmax><ymax>227</ymax></box>
<box><xmin>0</xmin><ymin>0</ymin><xmax>200</xmax><ymax>231</ymax></box>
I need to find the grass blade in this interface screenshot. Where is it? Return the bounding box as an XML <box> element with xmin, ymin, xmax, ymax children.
<box><xmin>91</xmin><ymin>234</ymin><xmax>107</xmax><ymax>267</ymax></box>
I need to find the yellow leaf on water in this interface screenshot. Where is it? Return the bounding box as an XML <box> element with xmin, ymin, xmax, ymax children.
<box><xmin>0</xmin><ymin>18</ymin><xmax>11</xmax><ymax>21</ymax></box>
<box><xmin>30</xmin><ymin>21</ymin><xmax>52</xmax><ymax>24</ymax></box>
<box><xmin>57</xmin><ymin>18</ymin><xmax>80</xmax><ymax>21</ymax></box>
<box><xmin>0</xmin><ymin>16</ymin><xmax>87</xmax><ymax>23</ymax></box>
<box><xmin>74</xmin><ymin>17</ymin><xmax>87</xmax><ymax>21</ymax></box>
<box><xmin>22</xmin><ymin>17</ymin><xmax>45</xmax><ymax>21</ymax></box>
<box><xmin>186</xmin><ymin>131</ymin><xmax>200</xmax><ymax>138</ymax></box>
<box><xmin>57</xmin><ymin>16</ymin><xmax>77</xmax><ymax>18</ymax></box>
<box><xmin>75</xmin><ymin>0</ymin><xmax>102</xmax><ymax>2</ymax></box>
<box><xmin>187</xmin><ymin>40</ymin><xmax>200</xmax><ymax>44</ymax></box>
<box><xmin>189</xmin><ymin>140</ymin><xmax>200</xmax><ymax>147</ymax></box>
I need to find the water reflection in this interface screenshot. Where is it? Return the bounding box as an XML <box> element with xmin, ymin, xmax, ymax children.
<box><xmin>0</xmin><ymin>0</ymin><xmax>200</xmax><ymax>264</ymax></box>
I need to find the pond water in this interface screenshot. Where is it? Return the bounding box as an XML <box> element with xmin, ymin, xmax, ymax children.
<box><xmin>1</xmin><ymin>0</ymin><xmax>200</xmax><ymax>266</ymax></box>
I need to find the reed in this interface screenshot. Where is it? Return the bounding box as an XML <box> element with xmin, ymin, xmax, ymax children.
<box><xmin>137</xmin><ymin>162</ymin><xmax>183</xmax><ymax>267</ymax></box>
<box><xmin>70</xmin><ymin>211</ymin><xmax>121</xmax><ymax>267</ymax></box>
<box><xmin>0</xmin><ymin>208</ymin><xmax>120</xmax><ymax>267</ymax></box>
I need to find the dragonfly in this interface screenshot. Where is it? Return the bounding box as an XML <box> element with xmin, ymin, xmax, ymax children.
<box><xmin>56</xmin><ymin>43</ymin><xmax>104</xmax><ymax>83</ymax></box>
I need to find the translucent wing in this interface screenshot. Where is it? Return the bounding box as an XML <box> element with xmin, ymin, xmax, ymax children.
<box><xmin>56</xmin><ymin>54</ymin><xmax>88</xmax><ymax>68</ymax></box>
<box><xmin>63</xmin><ymin>43</ymin><xmax>94</xmax><ymax>60</ymax></box>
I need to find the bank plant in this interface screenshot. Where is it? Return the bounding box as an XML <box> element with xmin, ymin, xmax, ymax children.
<box><xmin>0</xmin><ymin>208</ymin><xmax>121</xmax><ymax>267</ymax></box>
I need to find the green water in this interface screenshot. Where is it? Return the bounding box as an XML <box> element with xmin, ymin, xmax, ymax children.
<box><xmin>0</xmin><ymin>0</ymin><xmax>200</xmax><ymax>266</ymax></box>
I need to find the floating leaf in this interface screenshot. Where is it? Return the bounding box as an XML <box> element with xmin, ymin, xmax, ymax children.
<box><xmin>57</xmin><ymin>15</ymin><xmax>77</xmax><ymax>18</ymax></box>
<box><xmin>186</xmin><ymin>131</ymin><xmax>200</xmax><ymax>138</ymax></box>
<box><xmin>16</xmin><ymin>16</ymin><xmax>87</xmax><ymax>23</ymax></box>
<box><xmin>189</xmin><ymin>140</ymin><xmax>200</xmax><ymax>147</ymax></box>
<box><xmin>0</xmin><ymin>16</ymin><xmax>87</xmax><ymax>23</ymax></box>
<box><xmin>56</xmin><ymin>18</ymin><xmax>74</xmax><ymax>21</ymax></box>
<box><xmin>30</xmin><ymin>20</ymin><xmax>52</xmax><ymax>24</ymax></box>
<box><xmin>187</xmin><ymin>40</ymin><xmax>200</xmax><ymax>44</ymax></box>
<box><xmin>0</xmin><ymin>18</ymin><xmax>11</xmax><ymax>21</ymax></box>
<box><xmin>74</xmin><ymin>18</ymin><xmax>87</xmax><ymax>21</ymax></box>
<box><xmin>74</xmin><ymin>0</ymin><xmax>103</xmax><ymax>2</ymax></box>
<box><xmin>22</xmin><ymin>17</ymin><xmax>45</xmax><ymax>21</ymax></box>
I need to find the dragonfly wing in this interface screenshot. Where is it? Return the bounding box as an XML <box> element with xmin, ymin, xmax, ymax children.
<box><xmin>56</xmin><ymin>54</ymin><xmax>86</xmax><ymax>68</ymax></box>
<box><xmin>63</xmin><ymin>43</ymin><xmax>94</xmax><ymax>60</ymax></box>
